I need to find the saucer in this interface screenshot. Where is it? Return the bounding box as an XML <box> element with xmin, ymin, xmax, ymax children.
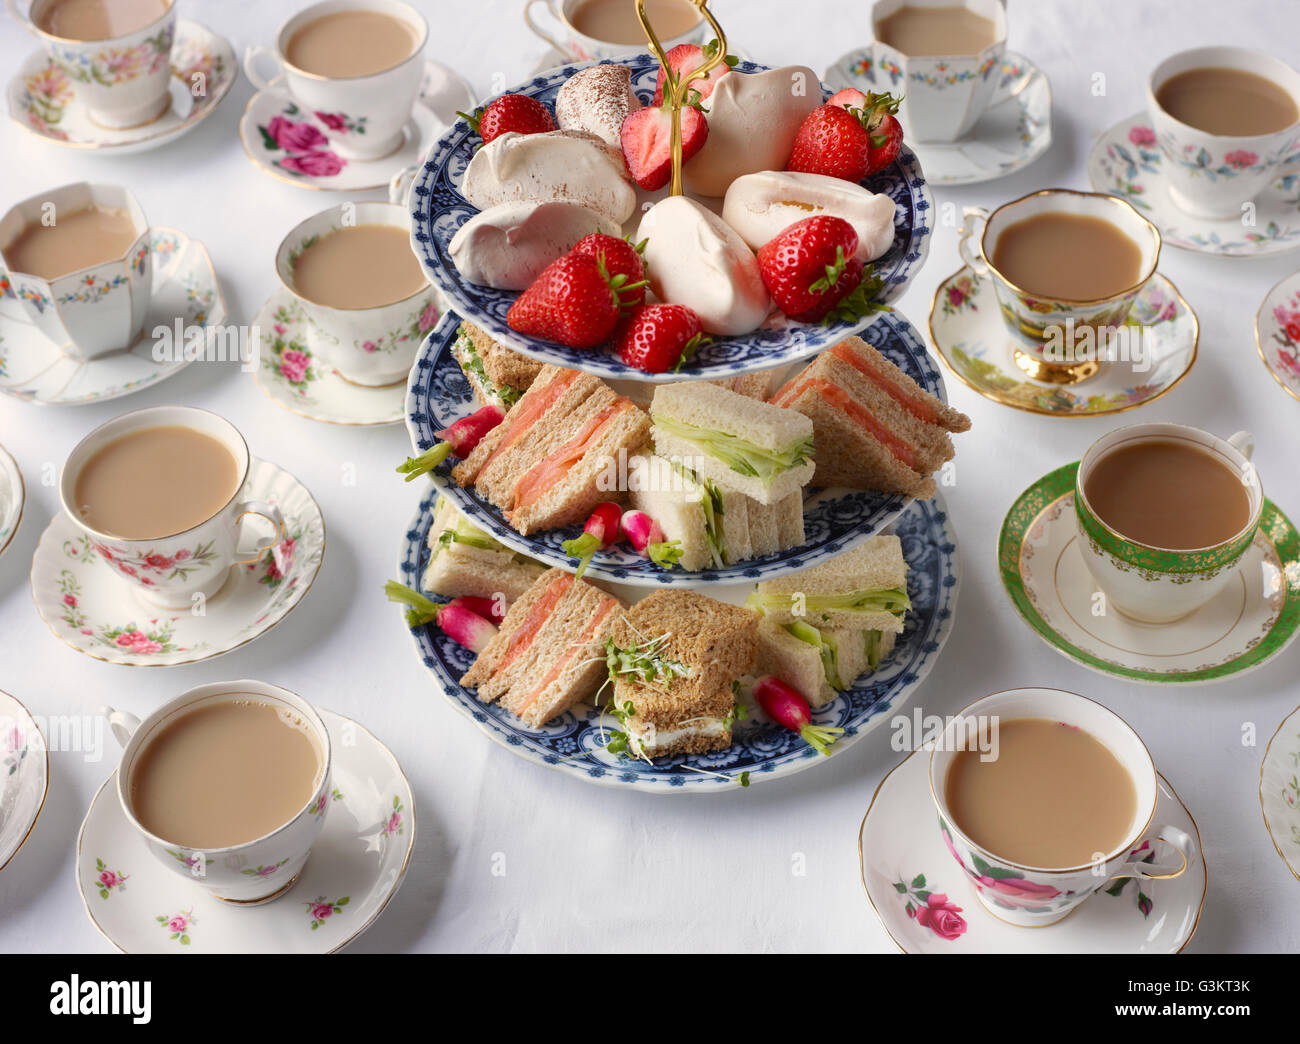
<box><xmin>858</xmin><ymin>750</ymin><xmax>1205</xmax><ymax>953</ymax></box>
<box><xmin>999</xmin><ymin>462</ymin><xmax>1300</xmax><ymax>685</ymax></box>
<box><xmin>0</xmin><ymin>228</ymin><xmax>225</xmax><ymax>407</ymax></box>
<box><xmin>928</xmin><ymin>267</ymin><xmax>1197</xmax><ymax>417</ymax></box>
<box><xmin>30</xmin><ymin>458</ymin><xmax>325</xmax><ymax>667</ymax></box>
<box><xmin>1261</xmin><ymin>704</ymin><xmax>1300</xmax><ymax>882</ymax></box>
<box><xmin>239</xmin><ymin>60</ymin><xmax>473</xmax><ymax>192</ymax></box>
<box><xmin>76</xmin><ymin>709</ymin><xmax>414</xmax><ymax>953</ymax></box>
<box><xmin>0</xmin><ymin>689</ymin><xmax>48</xmax><ymax>874</ymax></box>
<box><xmin>250</xmin><ymin>289</ymin><xmax>409</xmax><ymax>426</ymax></box>
<box><xmin>0</xmin><ymin>443</ymin><xmax>23</xmax><ymax>560</ymax></box>
<box><xmin>6</xmin><ymin>19</ymin><xmax>236</xmax><ymax>154</ymax></box>
<box><xmin>824</xmin><ymin>50</ymin><xmax>1051</xmax><ymax>185</ymax></box>
<box><xmin>1089</xmin><ymin>113</ymin><xmax>1300</xmax><ymax>257</ymax></box>
<box><xmin>1254</xmin><ymin>269</ymin><xmax>1300</xmax><ymax>404</ymax></box>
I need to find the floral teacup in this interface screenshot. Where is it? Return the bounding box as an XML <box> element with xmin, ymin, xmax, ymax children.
<box><xmin>931</xmin><ymin>687</ymin><xmax>1193</xmax><ymax>928</ymax></box>
<box><xmin>524</xmin><ymin>0</ymin><xmax>705</xmax><ymax>63</ymax></box>
<box><xmin>243</xmin><ymin>0</ymin><xmax>427</xmax><ymax>161</ymax></box>
<box><xmin>275</xmin><ymin>201</ymin><xmax>439</xmax><ymax>388</ymax></box>
<box><xmin>60</xmin><ymin>406</ymin><xmax>284</xmax><ymax>610</ymax></box>
<box><xmin>0</xmin><ymin>182</ymin><xmax>152</xmax><ymax>362</ymax></box>
<box><xmin>1148</xmin><ymin>47</ymin><xmax>1300</xmax><ymax>220</ymax></box>
<box><xmin>12</xmin><ymin>0</ymin><xmax>176</xmax><ymax>128</ymax></box>
<box><xmin>1076</xmin><ymin>422</ymin><xmax>1262</xmax><ymax>624</ymax></box>
<box><xmin>105</xmin><ymin>680</ymin><xmax>332</xmax><ymax>905</ymax></box>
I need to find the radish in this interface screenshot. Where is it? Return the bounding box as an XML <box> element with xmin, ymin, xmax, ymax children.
<box><xmin>753</xmin><ymin>675</ymin><xmax>844</xmax><ymax>756</ymax></box>
<box><xmin>396</xmin><ymin>404</ymin><xmax>505</xmax><ymax>481</ymax></box>
<box><xmin>384</xmin><ymin>581</ymin><xmax>499</xmax><ymax>652</ymax></box>
<box><xmin>447</xmin><ymin>594</ymin><xmax>506</xmax><ymax>626</ymax></box>
<box><xmin>561</xmin><ymin>501</ymin><xmax>624</xmax><ymax>579</ymax></box>
<box><xmin>619</xmin><ymin>509</ymin><xmax>682</xmax><ymax>570</ymax></box>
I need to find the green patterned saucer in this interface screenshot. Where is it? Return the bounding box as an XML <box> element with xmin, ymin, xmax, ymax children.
<box><xmin>999</xmin><ymin>463</ymin><xmax>1300</xmax><ymax>685</ymax></box>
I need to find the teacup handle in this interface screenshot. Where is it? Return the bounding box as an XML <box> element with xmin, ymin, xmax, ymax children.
<box><xmin>523</xmin><ymin>0</ymin><xmax>574</xmax><ymax>60</ymax></box>
<box><xmin>5</xmin><ymin>0</ymin><xmax>39</xmax><ymax>34</ymax></box>
<box><xmin>232</xmin><ymin>500</ymin><xmax>285</xmax><ymax>566</ymax></box>
<box><xmin>987</xmin><ymin>52</ymin><xmax>1034</xmax><ymax>107</ymax></box>
<box><xmin>243</xmin><ymin>45</ymin><xmax>284</xmax><ymax>92</ymax></box>
<box><xmin>958</xmin><ymin>206</ymin><xmax>991</xmax><ymax>277</ymax></box>
<box><xmin>100</xmin><ymin>706</ymin><xmax>141</xmax><ymax>749</ymax></box>
<box><xmin>1226</xmin><ymin>430</ymin><xmax>1255</xmax><ymax>462</ymax></box>
<box><xmin>389</xmin><ymin>164</ymin><xmax>419</xmax><ymax>207</ymax></box>
<box><xmin>1113</xmin><ymin>825</ymin><xmax>1194</xmax><ymax>882</ymax></box>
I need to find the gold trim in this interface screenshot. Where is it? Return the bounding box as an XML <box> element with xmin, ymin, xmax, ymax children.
<box><xmin>0</xmin><ymin>689</ymin><xmax>49</xmax><ymax>874</ymax></box>
<box><xmin>927</xmin><ymin>266</ymin><xmax>1200</xmax><ymax>418</ymax></box>
<box><xmin>1253</xmin><ymin>268</ymin><xmax>1300</xmax><ymax>405</ymax></box>
<box><xmin>1259</xmin><ymin>703</ymin><xmax>1300</xmax><ymax>883</ymax></box>
<box><xmin>0</xmin><ymin>442</ymin><xmax>25</xmax><ymax>561</ymax></box>
<box><xmin>1011</xmin><ymin>348</ymin><xmax>1100</xmax><ymax>384</ymax></box>
<box><xmin>214</xmin><ymin>871</ymin><xmax>301</xmax><ymax>905</ymax></box>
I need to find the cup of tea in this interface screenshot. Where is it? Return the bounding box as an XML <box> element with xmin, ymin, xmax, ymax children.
<box><xmin>243</xmin><ymin>0</ymin><xmax>428</xmax><ymax>161</ymax></box>
<box><xmin>1074</xmin><ymin>422</ymin><xmax>1262</xmax><ymax>624</ymax></box>
<box><xmin>931</xmin><ymin>687</ymin><xmax>1194</xmax><ymax>928</ymax></box>
<box><xmin>274</xmin><ymin>201</ymin><xmax>439</xmax><ymax>387</ymax></box>
<box><xmin>0</xmin><ymin>182</ymin><xmax>153</xmax><ymax>362</ymax></box>
<box><xmin>12</xmin><ymin>0</ymin><xmax>177</xmax><ymax>129</ymax></box>
<box><xmin>1148</xmin><ymin>47</ymin><xmax>1300</xmax><ymax>220</ymax></box>
<box><xmin>524</xmin><ymin>0</ymin><xmax>706</xmax><ymax>63</ymax></box>
<box><xmin>863</xmin><ymin>0</ymin><xmax>1010</xmax><ymax>142</ymax></box>
<box><xmin>958</xmin><ymin>188</ymin><xmax>1161</xmax><ymax>382</ymax></box>
<box><xmin>60</xmin><ymin>406</ymin><xmax>284</xmax><ymax>609</ymax></box>
<box><xmin>104</xmin><ymin>680</ymin><xmax>332</xmax><ymax>905</ymax></box>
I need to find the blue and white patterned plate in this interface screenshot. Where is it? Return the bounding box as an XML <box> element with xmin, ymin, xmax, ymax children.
<box><xmin>406</xmin><ymin>308</ymin><xmax>948</xmax><ymax>586</ymax></box>
<box><xmin>395</xmin><ymin>487</ymin><xmax>959</xmax><ymax>792</ymax></box>
<box><xmin>407</xmin><ymin>54</ymin><xmax>933</xmax><ymax>381</ymax></box>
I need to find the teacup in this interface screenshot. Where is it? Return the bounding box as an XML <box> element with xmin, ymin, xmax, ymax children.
<box><xmin>0</xmin><ymin>182</ymin><xmax>152</xmax><ymax>362</ymax></box>
<box><xmin>13</xmin><ymin>0</ymin><xmax>177</xmax><ymax>129</ymax></box>
<box><xmin>1075</xmin><ymin>422</ymin><xmax>1262</xmax><ymax>624</ymax></box>
<box><xmin>60</xmin><ymin>406</ymin><xmax>284</xmax><ymax>609</ymax></box>
<box><xmin>524</xmin><ymin>0</ymin><xmax>705</xmax><ymax>63</ymax></box>
<box><xmin>1148</xmin><ymin>47</ymin><xmax>1300</xmax><ymax>220</ymax></box>
<box><xmin>104</xmin><ymin>680</ymin><xmax>332</xmax><ymax>905</ymax></box>
<box><xmin>864</xmin><ymin>0</ymin><xmax>1009</xmax><ymax>142</ymax></box>
<box><xmin>931</xmin><ymin>687</ymin><xmax>1193</xmax><ymax>928</ymax></box>
<box><xmin>274</xmin><ymin>201</ymin><xmax>439</xmax><ymax>388</ymax></box>
<box><xmin>243</xmin><ymin>0</ymin><xmax>428</xmax><ymax>161</ymax></box>
<box><xmin>958</xmin><ymin>188</ymin><xmax>1161</xmax><ymax>383</ymax></box>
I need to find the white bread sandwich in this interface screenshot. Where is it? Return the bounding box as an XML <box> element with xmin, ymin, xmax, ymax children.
<box><xmin>451</xmin><ymin>321</ymin><xmax>543</xmax><ymax>410</ymax></box>
<box><xmin>708</xmin><ymin>370</ymin><xmax>778</xmax><ymax>400</ymax></box>
<box><xmin>449</xmin><ymin>200</ymin><xmax>620</xmax><ymax>291</ymax></box>
<box><xmin>555</xmin><ymin>63</ymin><xmax>639</xmax><ymax>148</ymax></box>
<box><xmin>756</xmin><ymin>617</ymin><xmax>897</xmax><ymax>707</ymax></box>
<box><xmin>650</xmin><ymin>380</ymin><xmax>815</xmax><ymax>505</ymax></box>
<box><xmin>461</xmin><ymin>568</ymin><xmax>622</xmax><ymax>726</ymax></box>
<box><xmin>769</xmin><ymin>336</ymin><xmax>971</xmax><ymax>498</ymax></box>
<box><xmin>454</xmin><ymin>365</ymin><xmax>650</xmax><ymax>535</ymax></box>
<box><xmin>422</xmin><ymin>496</ymin><xmax>546</xmax><ymax>602</ymax></box>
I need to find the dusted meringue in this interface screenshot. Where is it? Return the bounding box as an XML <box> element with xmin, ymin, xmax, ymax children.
<box><xmin>555</xmin><ymin>63</ymin><xmax>640</xmax><ymax>148</ymax></box>
<box><xmin>450</xmin><ymin>200</ymin><xmax>620</xmax><ymax>290</ymax></box>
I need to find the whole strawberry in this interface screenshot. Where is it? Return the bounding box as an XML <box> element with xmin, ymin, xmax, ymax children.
<box><xmin>571</xmin><ymin>233</ymin><xmax>648</xmax><ymax>310</ymax></box>
<box><xmin>616</xmin><ymin>304</ymin><xmax>710</xmax><ymax>373</ymax></box>
<box><xmin>651</xmin><ymin>39</ymin><xmax>738</xmax><ymax>105</ymax></box>
<box><xmin>620</xmin><ymin>102</ymin><xmax>708</xmax><ymax>191</ymax></box>
<box><xmin>459</xmin><ymin>94</ymin><xmax>555</xmax><ymax>144</ymax></box>
<box><xmin>757</xmin><ymin>216</ymin><xmax>866</xmax><ymax>323</ymax></box>
<box><xmin>786</xmin><ymin>92</ymin><xmax>903</xmax><ymax>182</ymax></box>
<box><xmin>507</xmin><ymin>253</ymin><xmax>623</xmax><ymax>349</ymax></box>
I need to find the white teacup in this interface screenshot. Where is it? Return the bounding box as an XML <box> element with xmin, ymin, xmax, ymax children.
<box><xmin>243</xmin><ymin>0</ymin><xmax>428</xmax><ymax>161</ymax></box>
<box><xmin>0</xmin><ymin>182</ymin><xmax>152</xmax><ymax>362</ymax></box>
<box><xmin>104</xmin><ymin>680</ymin><xmax>332</xmax><ymax>905</ymax></box>
<box><xmin>1075</xmin><ymin>422</ymin><xmax>1262</xmax><ymax>625</ymax></box>
<box><xmin>524</xmin><ymin>0</ymin><xmax>705</xmax><ymax>63</ymax></box>
<box><xmin>12</xmin><ymin>0</ymin><xmax>177</xmax><ymax>129</ymax></box>
<box><xmin>60</xmin><ymin>406</ymin><xmax>284</xmax><ymax>610</ymax></box>
<box><xmin>865</xmin><ymin>0</ymin><xmax>1009</xmax><ymax>142</ymax></box>
<box><xmin>275</xmin><ymin>201</ymin><xmax>440</xmax><ymax>388</ymax></box>
<box><xmin>1148</xmin><ymin>47</ymin><xmax>1300</xmax><ymax>220</ymax></box>
<box><xmin>931</xmin><ymin>687</ymin><xmax>1194</xmax><ymax>928</ymax></box>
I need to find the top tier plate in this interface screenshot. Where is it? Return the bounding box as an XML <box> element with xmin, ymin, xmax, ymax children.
<box><xmin>408</xmin><ymin>54</ymin><xmax>933</xmax><ymax>381</ymax></box>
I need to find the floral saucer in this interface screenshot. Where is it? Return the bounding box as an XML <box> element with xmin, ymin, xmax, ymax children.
<box><xmin>824</xmin><ymin>50</ymin><xmax>1051</xmax><ymax>185</ymax></box>
<box><xmin>238</xmin><ymin>60</ymin><xmax>473</xmax><ymax>192</ymax></box>
<box><xmin>858</xmin><ymin>750</ymin><xmax>1205</xmax><ymax>953</ymax></box>
<box><xmin>0</xmin><ymin>229</ymin><xmax>225</xmax><ymax>406</ymax></box>
<box><xmin>250</xmin><ymin>289</ymin><xmax>431</xmax><ymax>426</ymax></box>
<box><xmin>1089</xmin><ymin>114</ymin><xmax>1300</xmax><ymax>257</ymax></box>
<box><xmin>1261</xmin><ymin>704</ymin><xmax>1300</xmax><ymax>882</ymax></box>
<box><xmin>928</xmin><ymin>267</ymin><xmax>1197</xmax><ymax>417</ymax></box>
<box><xmin>1254</xmin><ymin>270</ymin><xmax>1300</xmax><ymax>404</ymax></box>
<box><xmin>30</xmin><ymin>459</ymin><xmax>325</xmax><ymax>667</ymax></box>
<box><xmin>999</xmin><ymin>463</ymin><xmax>1300</xmax><ymax>685</ymax></box>
<box><xmin>0</xmin><ymin>443</ymin><xmax>23</xmax><ymax>560</ymax></box>
<box><xmin>0</xmin><ymin>690</ymin><xmax>48</xmax><ymax>874</ymax></box>
<box><xmin>76</xmin><ymin>710</ymin><xmax>413</xmax><ymax>953</ymax></box>
<box><xmin>6</xmin><ymin>19</ymin><xmax>236</xmax><ymax>153</ymax></box>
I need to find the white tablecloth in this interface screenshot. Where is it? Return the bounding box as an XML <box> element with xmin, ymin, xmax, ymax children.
<box><xmin>0</xmin><ymin>0</ymin><xmax>1297</xmax><ymax>954</ymax></box>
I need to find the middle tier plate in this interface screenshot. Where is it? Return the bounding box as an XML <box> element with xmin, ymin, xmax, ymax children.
<box><xmin>405</xmin><ymin>308</ymin><xmax>948</xmax><ymax>586</ymax></box>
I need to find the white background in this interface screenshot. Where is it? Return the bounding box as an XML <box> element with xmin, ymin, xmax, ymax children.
<box><xmin>0</xmin><ymin>0</ymin><xmax>1297</xmax><ymax>954</ymax></box>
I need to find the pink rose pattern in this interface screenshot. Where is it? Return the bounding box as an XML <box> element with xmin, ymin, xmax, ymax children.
<box><xmin>383</xmin><ymin>796</ymin><xmax>405</xmax><ymax>836</ymax></box>
<box><xmin>156</xmin><ymin>908</ymin><xmax>195</xmax><ymax>945</ymax></box>
<box><xmin>895</xmin><ymin>873</ymin><xmax>967</xmax><ymax>942</ymax></box>
<box><xmin>94</xmin><ymin>858</ymin><xmax>129</xmax><ymax>899</ymax></box>
<box><xmin>55</xmin><ymin>560</ymin><xmax>186</xmax><ymax>657</ymax></box>
<box><xmin>258</xmin><ymin>104</ymin><xmax>347</xmax><ymax>179</ymax></box>
<box><xmin>305</xmin><ymin>895</ymin><xmax>350</xmax><ymax>930</ymax></box>
<box><xmin>1270</xmin><ymin>292</ymin><xmax>1300</xmax><ymax>383</ymax></box>
<box><xmin>941</xmin><ymin>819</ymin><xmax>1066</xmax><ymax>914</ymax></box>
<box><xmin>352</xmin><ymin>297</ymin><xmax>440</xmax><ymax>354</ymax></box>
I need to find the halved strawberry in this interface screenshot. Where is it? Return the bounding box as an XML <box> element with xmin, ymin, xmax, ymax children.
<box><xmin>651</xmin><ymin>39</ymin><xmax>738</xmax><ymax>105</ymax></box>
<box><xmin>507</xmin><ymin>253</ymin><xmax>626</xmax><ymax>349</ymax></box>
<box><xmin>615</xmin><ymin>303</ymin><xmax>710</xmax><ymax>373</ymax></box>
<box><xmin>757</xmin><ymin>215</ymin><xmax>866</xmax><ymax>323</ymax></box>
<box><xmin>620</xmin><ymin>102</ymin><xmax>709</xmax><ymax>191</ymax></box>
<box><xmin>570</xmin><ymin>233</ymin><xmax>648</xmax><ymax>310</ymax></box>
<box><xmin>786</xmin><ymin>92</ymin><xmax>903</xmax><ymax>182</ymax></box>
<box><xmin>458</xmin><ymin>94</ymin><xmax>555</xmax><ymax>144</ymax></box>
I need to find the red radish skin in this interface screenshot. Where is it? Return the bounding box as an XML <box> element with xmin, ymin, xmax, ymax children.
<box><xmin>561</xmin><ymin>501</ymin><xmax>625</xmax><ymax>579</ymax></box>
<box><xmin>446</xmin><ymin>595</ymin><xmax>506</xmax><ymax>627</ymax></box>
<box><xmin>397</xmin><ymin>404</ymin><xmax>507</xmax><ymax>481</ymax></box>
<box><xmin>434</xmin><ymin>602</ymin><xmax>499</xmax><ymax>654</ymax></box>
<box><xmin>753</xmin><ymin>675</ymin><xmax>844</xmax><ymax>755</ymax></box>
<box><xmin>383</xmin><ymin>581</ymin><xmax>501</xmax><ymax>649</ymax></box>
<box><xmin>619</xmin><ymin>510</ymin><xmax>682</xmax><ymax>569</ymax></box>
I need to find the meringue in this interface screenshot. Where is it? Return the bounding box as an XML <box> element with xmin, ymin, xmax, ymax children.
<box><xmin>555</xmin><ymin>63</ymin><xmax>640</xmax><ymax>148</ymax></box>
<box><xmin>637</xmin><ymin>196</ymin><xmax>771</xmax><ymax>336</ymax></box>
<box><xmin>461</xmin><ymin>129</ymin><xmax>637</xmax><ymax>225</ymax></box>
<box><xmin>722</xmin><ymin>170</ymin><xmax>897</xmax><ymax>262</ymax></box>
<box><xmin>450</xmin><ymin>200</ymin><xmax>620</xmax><ymax>290</ymax></box>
